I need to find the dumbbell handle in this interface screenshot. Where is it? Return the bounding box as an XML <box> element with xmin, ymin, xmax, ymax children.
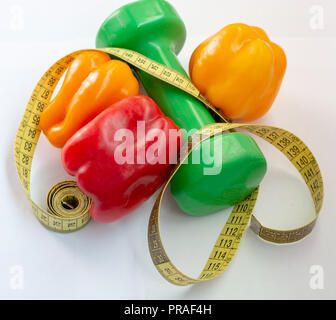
<box><xmin>134</xmin><ymin>43</ymin><xmax>215</xmax><ymax>132</ymax></box>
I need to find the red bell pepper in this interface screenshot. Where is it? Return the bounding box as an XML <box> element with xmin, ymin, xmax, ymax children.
<box><xmin>61</xmin><ymin>95</ymin><xmax>182</xmax><ymax>223</ymax></box>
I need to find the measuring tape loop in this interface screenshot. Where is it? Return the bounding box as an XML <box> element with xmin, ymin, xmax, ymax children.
<box><xmin>14</xmin><ymin>48</ymin><xmax>324</xmax><ymax>284</ymax></box>
<box><xmin>148</xmin><ymin>122</ymin><xmax>323</xmax><ymax>285</ymax></box>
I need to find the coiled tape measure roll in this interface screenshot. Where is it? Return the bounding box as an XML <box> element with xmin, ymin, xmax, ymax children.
<box><xmin>14</xmin><ymin>48</ymin><xmax>324</xmax><ymax>285</ymax></box>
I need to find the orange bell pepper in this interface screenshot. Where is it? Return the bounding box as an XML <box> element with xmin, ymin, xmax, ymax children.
<box><xmin>189</xmin><ymin>23</ymin><xmax>287</xmax><ymax>121</ymax></box>
<box><xmin>40</xmin><ymin>51</ymin><xmax>139</xmax><ymax>148</ymax></box>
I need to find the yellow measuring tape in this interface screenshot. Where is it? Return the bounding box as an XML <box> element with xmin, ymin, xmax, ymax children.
<box><xmin>14</xmin><ymin>48</ymin><xmax>324</xmax><ymax>285</ymax></box>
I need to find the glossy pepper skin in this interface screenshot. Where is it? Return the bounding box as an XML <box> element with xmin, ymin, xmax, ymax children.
<box><xmin>189</xmin><ymin>23</ymin><xmax>287</xmax><ymax>121</ymax></box>
<box><xmin>62</xmin><ymin>95</ymin><xmax>182</xmax><ymax>223</ymax></box>
<box><xmin>40</xmin><ymin>51</ymin><xmax>139</xmax><ymax>148</ymax></box>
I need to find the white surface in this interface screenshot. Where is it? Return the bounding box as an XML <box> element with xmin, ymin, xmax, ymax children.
<box><xmin>0</xmin><ymin>0</ymin><xmax>335</xmax><ymax>299</ymax></box>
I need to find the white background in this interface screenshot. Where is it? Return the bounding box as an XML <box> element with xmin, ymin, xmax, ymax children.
<box><xmin>0</xmin><ymin>0</ymin><xmax>335</xmax><ymax>299</ymax></box>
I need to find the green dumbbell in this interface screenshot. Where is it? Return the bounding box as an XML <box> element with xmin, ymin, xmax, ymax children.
<box><xmin>96</xmin><ymin>0</ymin><xmax>267</xmax><ymax>216</ymax></box>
